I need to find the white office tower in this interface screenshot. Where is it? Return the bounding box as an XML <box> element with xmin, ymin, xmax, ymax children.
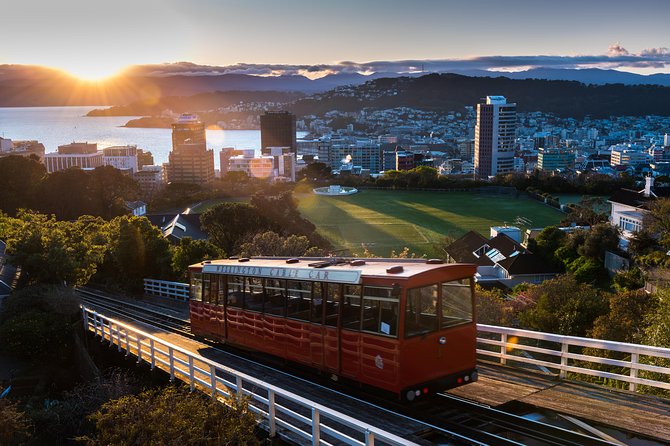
<box><xmin>474</xmin><ymin>96</ymin><xmax>517</xmax><ymax>179</ymax></box>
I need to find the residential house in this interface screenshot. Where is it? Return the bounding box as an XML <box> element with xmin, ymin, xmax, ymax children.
<box><xmin>608</xmin><ymin>176</ymin><xmax>670</xmax><ymax>243</ymax></box>
<box><xmin>444</xmin><ymin>230</ymin><xmax>558</xmax><ymax>288</ymax></box>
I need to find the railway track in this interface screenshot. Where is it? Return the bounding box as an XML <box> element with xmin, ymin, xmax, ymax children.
<box><xmin>76</xmin><ymin>287</ymin><xmax>617</xmax><ymax>446</ymax></box>
<box><xmin>77</xmin><ymin>287</ymin><xmax>191</xmax><ymax>336</ymax></box>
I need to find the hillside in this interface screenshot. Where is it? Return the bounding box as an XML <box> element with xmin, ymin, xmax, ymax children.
<box><xmin>289</xmin><ymin>73</ymin><xmax>670</xmax><ymax>118</ymax></box>
<box><xmin>86</xmin><ymin>91</ymin><xmax>304</xmax><ymax>117</ymax></box>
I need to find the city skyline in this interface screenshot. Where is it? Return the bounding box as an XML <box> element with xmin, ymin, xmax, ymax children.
<box><xmin>3</xmin><ymin>0</ymin><xmax>670</xmax><ymax>80</ymax></box>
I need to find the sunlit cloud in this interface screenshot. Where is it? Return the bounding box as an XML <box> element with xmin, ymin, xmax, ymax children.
<box><xmin>126</xmin><ymin>45</ymin><xmax>670</xmax><ymax>78</ymax></box>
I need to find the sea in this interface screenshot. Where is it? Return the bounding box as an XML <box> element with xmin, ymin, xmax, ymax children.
<box><xmin>0</xmin><ymin>106</ymin><xmax>306</xmax><ymax>170</ymax></box>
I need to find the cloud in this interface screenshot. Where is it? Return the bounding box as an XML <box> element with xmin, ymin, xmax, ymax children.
<box><xmin>608</xmin><ymin>43</ymin><xmax>629</xmax><ymax>56</ymax></box>
<box><xmin>128</xmin><ymin>45</ymin><xmax>670</xmax><ymax>78</ymax></box>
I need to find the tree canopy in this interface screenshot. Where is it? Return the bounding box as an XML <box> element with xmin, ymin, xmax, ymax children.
<box><xmin>519</xmin><ymin>275</ymin><xmax>608</xmax><ymax>337</ymax></box>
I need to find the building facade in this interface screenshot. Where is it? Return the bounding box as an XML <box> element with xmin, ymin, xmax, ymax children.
<box><xmin>103</xmin><ymin>145</ymin><xmax>139</xmax><ymax>173</ymax></box>
<box><xmin>537</xmin><ymin>147</ymin><xmax>575</xmax><ymax>171</ymax></box>
<box><xmin>319</xmin><ymin>138</ymin><xmax>382</xmax><ymax>173</ymax></box>
<box><xmin>474</xmin><ymin>96</ymin><xmax>517</xmax><ymax>179</ymax></box>
<box><xmin>134</xmin><ymin>165</ymin><xmax>166</xmax><ymax>196</ymax></box>
<box><xmin>0</xmin><ymin>139</ymin><xmax>45</xmax><ymax>161</ymax></box>
<box><xmin>44</xmin><ymin>142</ymin><xmax>104</xmax><ymax>173</ymax></box>
<box><xmin>610</xmin><ymin>148</ymin><xmax>652</xmax><ymax>167</ymax></box>
<box><xmin>227</xmin><ymin>149</ymin><xmax>296</xmax><ymax>181</ymax></box>
<box><xmin>167</xmin><ymin>114</ymin><xmax>214</xmax><ymax>184</ymax></box>
<box><xmin>260</xmin><ymin>111</ymin><xmax>296</xmax><ymax>152</ymax></box>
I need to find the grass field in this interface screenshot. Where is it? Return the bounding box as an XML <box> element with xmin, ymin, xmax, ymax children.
<box><xmin>296</xmin><ymin>190</ymin><xmax>565</xmax><ymax>257</ymax></box>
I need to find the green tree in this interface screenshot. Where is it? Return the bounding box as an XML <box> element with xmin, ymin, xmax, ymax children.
<box><xmin>0</xmin><ymin>393</ymin><xmax>32</xmax><ymax>446</ymax></box>
<box><xmin>577</xmin><ymin>223</ymin><xmax>620</xmax><ymax>261</ymax></box>
<box><xmin>0</xmin><ymin>285</ymin><xmax>80</xmax><ymax>365</ymax></box>
<box><xmin>89</xmin><ymin>386</ymin><xmax>259</xmax><ymax>446</ymax></box>
<box><xmin>37</xmin><ymin>169</ymin><xmax>94</xmax><ymax>220</ymax></box>
<box><xmin>560</xmin><ymin>196</ymin><xmax>608</xmax><ymax>227</ymax></box>
<box><xmin>298</xmin><ymin>162</ymin><xmax>332</xmax><ymax>181</ymax></box>
<box><xmin>89</xmin><ymin>165</ymin><xmax>140</xmax><ymax>219</ymax></box>
<box><xmin>200</xmin><ymin>202</ymin><xmax>272</xmax><ymax>255</ymax></box>
<box><xmin>627</xmin><ymin>229</ymin><xmax>658</xmax><ymax>257</ymax></box>
<box><xmin>0</xmin><ymin>155</ymin><xmax>45</xmax><ymax>216</ymax></box>
<box><xmin>405</xmin><ymin>166</ymin><xmax>439</xmax><ymax>188</ymax></box>
<box><xmin>172</xmin><ymin>237</ymin><xmax>224</xmax><ymax>280</ymax></box>
<box><xmin>475</xmin><ymin>286</ymin><xmax>507</xmax><ymax>326</ymax></box>
<box><xmin>590</xmin><ymin>290</ymin><xmax>656</xmax><ymax>343</ymax></box>
<box><xmin>238</xmin><ymin>231</ymin><xmax>325</xmax><ymax>258</ymax></box>
<box><xmin>6</xmin><ymin>212</ymin><xmax>107</xmax><ymax>286</ymax></box>
<box><xmin>638</xmin><ymin>288</ymin><xmax>670</xmax><ymax>393</ymax></box>
<box><xmin>612</xmin><ymin>267</ymin><xmax>645</xmax><ymax>292</ymax></box>
<box><xmin>528</xmin><ymin>226</ymin><xmax>567</xmax><ymax>270</ymax></box>
<box><xmin>102</xmin><ymin>216</ymin><xmax>173</xmax><ymax>292</ymax></box>
<box><xmin>644</xmin><ymin>198</ymin><xmax>670</xmax><ymax>250</ymax></box>
<box><xmin>519</xmin><ymin>275</ymin><xmax>608</xmax><ymax>336</ymax></box>
<box><xmin>641</xmin><ymin>287</ymin><xmax>670</xmax><ymax>349</ymax></box>
<box><xmin>566</xmin><ymin>256</ymin><xmax>607</xmax><ymax>284</ymax></box>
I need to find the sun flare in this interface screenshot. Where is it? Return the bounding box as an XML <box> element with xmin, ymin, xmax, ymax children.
<box><xmin>60</xmin><ymin>63</ymin><xmax>127</xmax><ymax>82</ymax></box>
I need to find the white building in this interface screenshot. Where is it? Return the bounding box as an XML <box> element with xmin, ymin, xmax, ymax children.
<box><xmin>610</xmin><ymin>146</ymin><xmax>652</xmax><ymax>167</ymax></box>
<box><xmin>44</xmin><ymin>142</ymin><xmax>103</xmax><ymax>173</ymax></box>
<box><xmin>608</xmin><ymin>177</ymin><xmax>669</xmax><ymax>243</ymax></box>
<box><xmin>125</xmin><ymin>201</ymin><xmax>147</xmax><ymax>216</ymax></box>
<box><xmin>0</xmin><ymin>137</ymin><xmax>12</xmax><ymax>152</ymax></box>
<box><xmin>103</xmin><ymin>145</ymin><xmax>139</xmax><ymax>173</ymax></box>
<box><xmin>228</xmin><ymin>149</ymin><xmax>296</xmax><ymax>181</ymax></box>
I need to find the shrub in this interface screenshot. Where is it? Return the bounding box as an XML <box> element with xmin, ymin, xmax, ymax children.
<box><xmin>89</xmin><ymin>386</ymin><xmax>260</xmax><ymax>446</ymax></box>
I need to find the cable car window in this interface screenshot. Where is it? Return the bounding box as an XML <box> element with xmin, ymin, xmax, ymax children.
<box><xmin>202</xmin><ymin>274</ymin><xmax>211</xmax><ymax>303</ymax></box>
<box><xmin>362</xmin><ymin>286</ymin><xmax>398</xmax><ymax>337</ymax></box>
<box><xmin>311</xmin><ymin>282</ymin><xmax>323</xmax><ymax>324</ymax></box>
<box><xmin>209</xmin><ymin>274</ymin><xmax>219</xmax><ymax>305</ymax></box>
<box><xmin>217</xmin><ymin>276</ymin><xmax>226</xmax><ymax>306</ymax></box>
<box><xmin>325</xmin><ymin>283</ymin><xmax>342</xmax><ymax>327</ymax></box>
<box><xmin>246</xmin><ymin>277</ymin><xmax>264</xmax><ymax>312</ymax></box>
<box><xmin>342</xmin><ymin>285</ymin><xmax>362</xmax><ymax>331</ymax></box>
<box><xmin>405</xmin><ymin>284</ymin><xmax>439</xmax><ymax>337</ymax></box>
<box><xmin>441</xmin><ymin>278</ymin><xmax>473</xmax><ymax>328</ymax></box>
<box><xmin>227</xmin><ymin>275</ymin><xmax>245</xmax><ymax>308</ymax></box>
<box><xmin>190</xmin><ymin>272</ymin><xmax>202</xmax><ymax>301</ymax></box>
<box><xmin>264</xmin><ymin>279</ymin><xmax>286</xmax><ymax>316</ymax></box>
<box><xmin>286</xmin><ymin>280</ymin><xmax>311</xmax><ymax>321</ymax></box>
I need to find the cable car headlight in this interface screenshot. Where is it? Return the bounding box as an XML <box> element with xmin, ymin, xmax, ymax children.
<box><xmin>439</xmin><ymin>336</ymin><xmax>446</xmax><ymax>345</ymax></box>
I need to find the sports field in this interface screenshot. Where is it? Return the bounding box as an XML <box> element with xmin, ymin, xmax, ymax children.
<box><xmin>296</xmin><ymin>189</ymin><xmax>564</xmax><ymax>257</ymax></box>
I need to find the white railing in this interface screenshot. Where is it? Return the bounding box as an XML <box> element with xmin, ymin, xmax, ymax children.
<box><xmin>477</xmin><ymin>324</ymin><xmax>670</xmax><ymax>392</ymax></box>
<box><xmin>144</xmin><ymin>279</ymin><xmax>190</xmax><ymax>301</ymax></box>
<box><xmin>81</xmin><ymin>306</ymin><xmax>417</xmax><ymax>446</ymax></box>
<box><xmin>138</xmin><ymin>279</ymin><xmax>670</xmax><ymax>394</ymax></box>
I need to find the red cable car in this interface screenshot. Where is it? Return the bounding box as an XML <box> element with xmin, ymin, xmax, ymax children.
<box><xmin>189</xmin><ymin>257</ymin><xmax>478</xmax><ymax>401</ymax></box>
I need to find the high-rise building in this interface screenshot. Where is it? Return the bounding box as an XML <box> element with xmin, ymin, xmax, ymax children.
<box><xmin>167</xmin><ymin>114</ymin><xmax>214</xmax><ymax>184</ymax></box>
<box><xmin>260</xmin><ymin>111</ymin><xmax>296</xmax><ymax>152</ymax></box>
<box><xmin>474</xmin><ymin>96</ymin><xmax>517</xmax><ymax>179</ymax></box>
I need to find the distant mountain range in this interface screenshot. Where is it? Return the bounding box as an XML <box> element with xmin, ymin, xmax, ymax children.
<box><xmin>2</xmin><ymin>63</ymin><xmax>670</xmax><ymax>107</ymax></box>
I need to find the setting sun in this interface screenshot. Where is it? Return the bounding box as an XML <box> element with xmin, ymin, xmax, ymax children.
<box><xmin>59</xmin><ymin>63</ymin><xmax>127</xmax><ymax>82</ymax></box>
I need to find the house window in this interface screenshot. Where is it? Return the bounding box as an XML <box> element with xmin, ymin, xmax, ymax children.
<box><xmin>618</xmin><ymin>216</ymin><xmax>641</xmax><ymax>232</ymax></box>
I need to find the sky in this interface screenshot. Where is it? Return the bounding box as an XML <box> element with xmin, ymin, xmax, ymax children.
<box><xmin>4</xmin><ymin>0</ymin><xmax>670</xmax><ymax>80</ymax></box>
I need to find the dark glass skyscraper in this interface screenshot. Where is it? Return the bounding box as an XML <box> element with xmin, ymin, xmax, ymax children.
<box><xmin>260</xmin><ymin>111</ymin><xmax>296</xmax><ymax>153</ymax></box>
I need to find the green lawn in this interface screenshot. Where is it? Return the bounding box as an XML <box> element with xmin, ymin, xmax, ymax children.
<box><xmin>296</xmin><ymin>190</ymin><xmax>565</xmax><ymax>257</ymax></box>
